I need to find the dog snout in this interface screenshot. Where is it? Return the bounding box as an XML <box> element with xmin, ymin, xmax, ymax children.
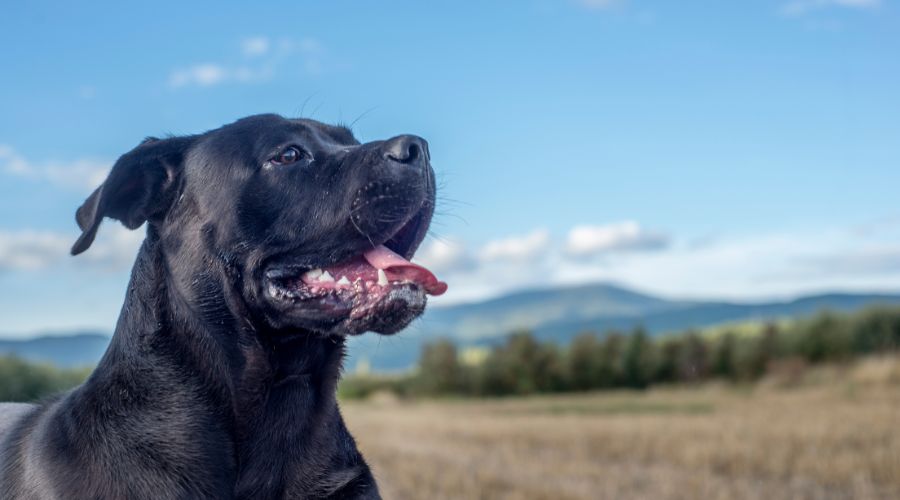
<box><xmin>383</xmin><ymin>135</ymin><xmax>429</xmax><ymax>167</ymax></box>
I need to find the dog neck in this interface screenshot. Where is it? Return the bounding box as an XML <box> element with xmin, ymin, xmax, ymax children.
<box><xmin>67</xmin><ymin>231</ymin><xmax>375</xmax><ymax>498</ymax></box>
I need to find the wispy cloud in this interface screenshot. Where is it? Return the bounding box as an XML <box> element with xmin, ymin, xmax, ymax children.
<box><xmin>169</xmin><ymin>64</ymin><xmax>229</xmax><ymax>88</ymax></box>
<box><xmin>168</xmin><ymin>63</ymin><xmax>273</xmax><ymax>88</ymax></box>
<box><xmin>0</xmin><ymin>226</ymin><xmax>143</xmax><ymax>273</ymax></box>
<box><xmin>0</xmin><ymin>144</ymin><xmax>109</xmax><ymax>192</ymax></box>
<box><xmin>780</xmin><ymin>0</ymin><xmax>881</xmax><ymax>16</ymax></box>
<box><xmin>480</xmin><ymin>229</ymin><xmax>551</xmax><ymax>262</ymax></box>
<box><xmin>414</xmin><ymin>222</ymin><xmax>668</xmax><ymax>301</ymax></box>
<box><xmin>0</xmin><ymin>231</ymin><xmax>72</xmax><ymax>272</ymax></box>
<box><xmin>414</xmin><ymin>238</ymin><xmax>476</xmax><ymax>275</ymax></box>
<box><xmin>795</xmin><ymin>246</ymin><xmax>900</xmax><ymax>276</ymax></box>
<box><xmin>168</xmin><ymin>36</ymin><xmax>325</xmax><ymax>89</ymax></box>
<box><xmin>416</xmin><ymin>221</ymin><xmax>900</xmax><ymax>305</ymax></box>
<box><xmin>241</xmin><ymin>36</ymin><xmax>270</xmax><ymax>57</ymax></box>
<box><xmin>566</xmin><ymin>221</ymin><xmax>668</xmax><ymax>258</ymax></box>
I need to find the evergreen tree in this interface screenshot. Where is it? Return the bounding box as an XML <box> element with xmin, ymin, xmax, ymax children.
<box><xmin>597</xmin><ymin>332</ymin><xmax>625</xmax><ymax>387</ymax></box>
<box><xmin>654</xmin><ymin>338</ymin><xmax>682</xmax><ymax>383</ymax></box>
<box><xmin>621</xmin><ymin>326</ymin><xmax>654</xmax><ymax>389</ymax></box>
<box><xmin>678</xmin><ymin>332</ymin><xmax>709</xmax><ymax>382</ymax></box>
<box><xmin>567</xmin><ymin>332</ymin><xmax>602</xmax><ymax>391</ymax></box>
<box><xmin>417</xmin><ymin>339</ymin><xmax>463</xmax><ymax>395</ymax></box>
<box><xmin>712</xmin><ymin>332</ymin><xmax>738</xmax><ymax>381</ymax></box>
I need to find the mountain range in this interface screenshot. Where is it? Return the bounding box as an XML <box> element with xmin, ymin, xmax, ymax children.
<box><xmin>3</xmin><ymin>283</ymin><xmax>900</xmax><ymax>371</ymax></box>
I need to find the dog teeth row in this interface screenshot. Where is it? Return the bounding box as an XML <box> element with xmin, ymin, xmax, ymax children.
<box><xmin>302</xmin><ymin>268</ymin><xmax>391</xmax><ymax>288</ymax></box>
<box><xmin>304</xmin><ymin>269</ymin><xmax>327</xmax><ymax>281</ymax></box>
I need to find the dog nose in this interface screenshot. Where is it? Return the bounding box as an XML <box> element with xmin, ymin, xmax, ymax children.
<box><xmin>383</xmin><ymin>135</ymin><xmax>429</xmax><ymax>167</ymax></box>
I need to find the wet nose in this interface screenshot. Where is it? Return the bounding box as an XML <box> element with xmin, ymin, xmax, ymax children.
<box><xmin>383</xmin><ymin>135</ymin><xmax>429</xmax><ymax>167</ymax></box>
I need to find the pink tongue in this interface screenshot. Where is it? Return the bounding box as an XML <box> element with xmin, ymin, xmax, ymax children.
<box><xmin>362</xmin><ymin>245</ymin><xmax>448</xmax><ymax>296</ymax></box>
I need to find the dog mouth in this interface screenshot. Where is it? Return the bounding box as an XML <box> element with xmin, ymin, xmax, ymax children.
<box><xmin>262</xmin><ymin>211</ymin><xmax>447</xmax><ymax>333</ymax></box>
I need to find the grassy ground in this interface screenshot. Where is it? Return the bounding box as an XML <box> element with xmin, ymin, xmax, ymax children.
<box><xmin>342</xmin><ymin>357</ymin><xmax>900</xmax><ymax>499</ymax></box>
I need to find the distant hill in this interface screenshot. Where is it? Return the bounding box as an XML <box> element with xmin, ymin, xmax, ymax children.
<box><xmin>414</xmin><ymin>283</ymin><xmax>690</xmax><ymax>341</ymax></box>
<box><xmin>0</xmin><ymin>332</ymin><xmax>110</xmax><ymax>368</ymax></box>
<box><xmin>347</xmin><ymin>285</ymin><xmax>900</xmax><ymax>371</ymax></box>
<box><xmin>4</xmin><ymin>284</ymin><xmax>900</xmax><ymax>372</ymax></box>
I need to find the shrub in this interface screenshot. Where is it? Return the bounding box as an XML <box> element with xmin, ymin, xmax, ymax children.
<box><xmin>0</xmin><ymin>356</ymin><xmax>91</xmax><ymax>402</ymax></box>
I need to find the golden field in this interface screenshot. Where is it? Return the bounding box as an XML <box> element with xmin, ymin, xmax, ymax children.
<box><xmin>342</xmin><ymin>357</ymin><xmax>900</xmax><ymax>500</ymax></box>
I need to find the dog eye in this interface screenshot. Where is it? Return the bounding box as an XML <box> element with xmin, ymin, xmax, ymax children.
<box><xmin>269</xmin><ymin>146</ymin><xmax>308</xmax><ymax>166</ymax></box>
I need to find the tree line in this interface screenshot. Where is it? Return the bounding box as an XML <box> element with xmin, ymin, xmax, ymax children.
<box><xmin>0</xmin><ymin>356</ymin><xmax>92</xmax><ymax>402</ymax></box>
<box><xmin>2</xmin><ymin>306</ymin><xmax>898</xmax><ymax>402</ymax></box>
<box><xmin>339</xmin><ymin>306</ymin><xmax>900</xmax><ymax>399</ymax></box>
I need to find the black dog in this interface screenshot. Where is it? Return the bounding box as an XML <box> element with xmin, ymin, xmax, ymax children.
<box><xmin>0</xmin><ymin>114</ymin><xmax>447</xmax><ymax>499</ymax></box>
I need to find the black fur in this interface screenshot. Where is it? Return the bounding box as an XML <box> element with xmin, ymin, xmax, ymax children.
<box><xmin>0</xmin><ymin>114</ymin><xmax>440</xmax><ymax>499</ymax></box>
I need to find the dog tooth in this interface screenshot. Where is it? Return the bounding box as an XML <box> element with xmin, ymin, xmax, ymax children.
<box><xmin>337</xmin><ymin>276</ymin><xmax>351</xmax><ymax>286</ymax></box>
<box><xmin>318</xmin><ymin>270</ymin><xmax>335</xmax><ymax>283</ymax></box>
<box><xmin>377</xmin><ymin>269</ymin><xmax>389</xmax><ymax>286</ymax></box>
<box><xmin>303</xmin><ymin>268</ymin><xmax>324</xmax><ymax>280</ymax></box>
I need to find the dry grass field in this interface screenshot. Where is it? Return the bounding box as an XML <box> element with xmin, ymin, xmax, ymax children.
<box><xmin>343</xmin><ymin>357</ymin><xmax>900</xmax><ymax>500</ymax></box>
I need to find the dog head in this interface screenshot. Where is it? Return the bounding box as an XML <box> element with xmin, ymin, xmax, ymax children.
<box><xmin>72</xmin><ymin>114</ymin><xmax>446</xmax><ymax>337</ymax></box>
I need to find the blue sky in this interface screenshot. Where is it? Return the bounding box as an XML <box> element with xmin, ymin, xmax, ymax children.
<box><xmin>1</xmin><ymin>0</ymin><xmax>899</xmax><ymax>337</ymax></box>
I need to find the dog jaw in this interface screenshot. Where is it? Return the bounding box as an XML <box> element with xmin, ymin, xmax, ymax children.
<box><xmin>260</xmin><ymin>199</ymin><xmax>446</xmax><ymax>337</ymax></box>
<box><xmin>262</xmin><ymin>245</ymin><xmax>445</xmax><ymax>336</ymax></box>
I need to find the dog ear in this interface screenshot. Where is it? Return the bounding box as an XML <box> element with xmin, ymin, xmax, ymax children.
<box><xmin>71</xmin><ymin>136</ymin><xmax>194</xmax><ymax>255</ymax></box>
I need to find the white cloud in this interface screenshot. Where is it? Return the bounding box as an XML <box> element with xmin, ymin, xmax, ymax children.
<box><xmin>78</xmin><ymin>224</ymin><xmax>146</xmax><ymax>269</ymax></box>
<box><xmin>418</xmin><ymin>223</ymin><xmax>664</xmax><ymax>303</ymax></box>
<box><xmin>480</xmin><ymin>229</ymin><xmax>550</xmax><ymax>262</ymax></box>
<box><xmin>795</xmin><ymin>246</ymin><xmax>900</xmax><ymax>276</ymax></box>
<box><xmin>0</xmin><ymin>231</ymin><xmax>71</xmax><ymax>272</ymax></box>
<box><xmin>566</xmin><ymin>221</ymin><xmax>668</xmax><ymax>257</ymax></box>
<box><xmin>414</xmin><ymin>238</ymin><xmax>476</xmax><ymax>275</ymax></box>
<box><xmin>0</xmin><ymin>225</ymin><xmax>143</xmax><ymax>273</ymax></box>
<box><xmin>590</xmin><ymin>232</ymin><xmax>900</xmax><ymax>301</ymax></box>
<box><xmin>168</xmin><ymin>63</ymin><xmax>277</xmax><ymax>88</ymax></box>
<box><xmin>0</xmin><ymin>144</ymin><xmax>109</xmax><ymax>192</ymax></box>
<box><xmin>241</xmin><ymin>36</ymin><xmax>270</xmax><ymax>57</ymax></box>
<box><xmin>168</xmin><ymin>36</ymin><xmax>325</xmax><ymax>89</ymax></box>
<box><xmin>781</xmin><ymin>0</ymin><xmax>881</xmax><ymax>16</ymax></box>
<box><xmin>421</xmin><ymin>221</ymin><xmax>900</xmax><ymax>306</ymax></box>
<box><xmin>0</xmin><ymin>144</ymin><xmax>29</xmax><ymax>174</ymax></box>
<box><xmin>168</xmin><ymin>63</ymin><xmax>228</xmax><ymax>88</ymax></box>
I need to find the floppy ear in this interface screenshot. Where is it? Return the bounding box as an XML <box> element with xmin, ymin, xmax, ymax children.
<box><xmin>71</xmin><ymin>136</ymin><xmax>194</xmax><ymax>255</ymax></box>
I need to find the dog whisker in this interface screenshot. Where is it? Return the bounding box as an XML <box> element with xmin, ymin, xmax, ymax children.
<box><xmin>349</xmin><ymin>106</ymin><xmax>378</xmax><ymax>132</ymax></box>
<box><xmin>349</xmin><ymin>213</ymin><xmax>377</xmax><ymax>248</ymax></box>
<box><xmin>296</xmin><ymin>92</ymin><xmax>321</xmax><ymax>118</ymax></box>
<box><xmin>310</xmin><ymin>99</ymin><xmax>325</xmax><ymax>119</ymax></box>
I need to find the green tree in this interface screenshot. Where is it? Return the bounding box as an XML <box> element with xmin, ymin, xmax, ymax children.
<box><xmin>712</xmin><ymin>332</ymin><xmax>738</xmax><ymax>381</ymax></box>
<box><xmin>475</xmin><ymin>330</ymin><xmax>564</xmax><ymax>396</ymax></box>
<box><xmin>852</xmin><ymin>307</ymin><xmax>899</xmax><ymax>355</ymax></box>
<box><xmin>596</xmin><ymin>332</ymin><xmax>625</xmax><ymax>388</ymax></box>
<box><xmin>654</xmin><ymin>338</ymin><xmax>682</xmax><ymax>384</ymax></box>
<box><xmin>567</xmin><ymin>332</ymin><xmax>603</xmax><ymax>391</ymax></box>
<box><xmin>621</xmin><ymin>326</ymin><xmax>655</xmax><ymax>389</ymax></box>
<box><xmin>740</xmin><ymin>322</ymin><xmax>780</xmax><ymax>379</ymax></box>
<box><xmin>797</xmin><ymin>311</ymin><xmax>853</xmax><ymax>363</ymax></box>
<box><xmin>0</xmin><ymin>356</ymin><xmax>91</xmax><ymax>402</ymax></box>
<box><xmin>417</xmin><ymin>339</ymin><xmax>463</xmax><ymax>395</ymax></box>
<box><xmin>678</xmin><ymin>332</ymin><xmax>709</xmax><ymax>382</ymax></box>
